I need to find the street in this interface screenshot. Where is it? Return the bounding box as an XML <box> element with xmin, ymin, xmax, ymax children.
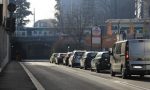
<box><xmin>22</xmin><ymin>61</ymin><xmax>150</xmax><ymax>90</ymax></box>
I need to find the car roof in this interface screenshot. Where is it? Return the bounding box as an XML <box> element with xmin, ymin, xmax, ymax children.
<box><xmin>116</xmin><ymin>39</ymin><xmax>150</xmax><ymax>43</ymax></box>
<box><xmin>97</xmin><ymin>51</ymin><xmax>109</xmax><ymax>55</ymax></box>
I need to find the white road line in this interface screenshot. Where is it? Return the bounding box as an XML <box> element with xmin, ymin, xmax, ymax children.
<box><xmin>57</xmin><ymin>64</ymin><xmax>150</xmax><ymax>90</ymax></box>
<box><xmin>20</xmin><ymin>62</ymin><xmax>45</xmax><ymax>90</ymax></box>
<box><xmin>113</xmin><ymin>80</ymin><xmax>150</xmax><ymax>90</ymax></box>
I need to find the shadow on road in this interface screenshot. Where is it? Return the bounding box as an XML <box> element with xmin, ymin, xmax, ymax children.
<box><xmin>116</xmin><ymin>75</ymin><xmax>150</xmax><ymax>82</ymax></box>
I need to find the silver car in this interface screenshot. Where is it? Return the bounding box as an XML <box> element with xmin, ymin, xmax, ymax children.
<box><xmin>68</xmin><ymin>50</ymin><xmax>86</xmax><ymax>67</ymax></box>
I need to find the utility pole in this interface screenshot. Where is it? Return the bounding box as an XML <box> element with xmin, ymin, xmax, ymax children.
<box><xmin>33</xmin><ymin>8</ymin><xmax>35</xmax><ymax>27</ymax></box>
<box><xmin>91</xmin><ymin>29</ymin><xmax>93</xmax><ymax>51</ymax></box>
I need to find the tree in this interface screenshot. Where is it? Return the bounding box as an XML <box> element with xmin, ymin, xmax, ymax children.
<box><xmin>14</xmin><ymin>0</ymin><xmax>32</xmax><ymax>28</ymax></box>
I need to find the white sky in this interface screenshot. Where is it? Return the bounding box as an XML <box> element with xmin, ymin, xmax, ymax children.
<box><xmin>26</xmin><ymin>0</ymin><xmax>56</xmax><ymax>27</ymax></box>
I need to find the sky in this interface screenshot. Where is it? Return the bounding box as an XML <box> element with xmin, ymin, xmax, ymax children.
<box><xmin>26</xmin><ymin>0</ymin><xmax>56</xmax><ymax>27</ymax></box>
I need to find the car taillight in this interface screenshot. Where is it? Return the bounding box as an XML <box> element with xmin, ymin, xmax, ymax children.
<box><xmin>125</xmin><ymin>51</ymin><xmax>129</xmax><ymax>60</ymax></box>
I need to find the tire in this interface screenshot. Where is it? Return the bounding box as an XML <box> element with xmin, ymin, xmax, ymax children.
<box><xmin>110</xmin><ymin>67</ymin><xmax>116</xmax><ymax>77</ymax></box>
<box><xmin>71</xmin><ymin>63</ymin><xmax>74</xmax><ymax>68</ymax></box>
<box><xmin>96</xmin><ymin>66</ymin><xmax>100</xmax><ymax>73</ymax></box>
<box><xmin>90</xmin><ymin>67</ymin><xmax>94</xmax><ymax>72</ymax></box>
<box><xmin>84</xmin><ymin>65</ymin><xmax>87</xmax><ymax>70</ymax></box>
<box><xmin>121</xmin><ymin>68</ymin><xmax>128</xmax><ymax>79</ymax></box>
<box><xmin>80</xmin><ymin>66</ymin><xmax>83</xmax><ymax>69</ymax></box>
<box><xmin>140</xmin><ymin>74</ymin><xmax>144</xmax><ymax>78</ymax></box>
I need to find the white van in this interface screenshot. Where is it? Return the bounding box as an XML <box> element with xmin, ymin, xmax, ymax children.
<box><xmin>110</xmin><ymin>39</ymin><xmax>150</xmax><ymax>79</ymax></box>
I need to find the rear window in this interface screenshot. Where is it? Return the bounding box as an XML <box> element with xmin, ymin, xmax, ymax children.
<box><xmin>60</xmin><ymin>54</ymin><xmax>66</xmax><ymax>57</ymax></box>
<box><xmin>88</xmin><ymin>53</ymin><xmax>97</xmax><ymax>58</ymax></box>
<box><xmin>75</xmin><ymin>52</ymin><xmax>84</xmax><ymax>56</ymax></box>
<box><xmin>129</xmin><ymin>40</ymin><xmax>150</xmax><ymax>57</ymax></box>
<box><xmin>102</xmin><ymin>53</ymin><xmax>110</xmax><ymax>58</ymax></box>
<box><xmin>129</xmin><ymin>40</ymin><xmax>145</xmax><ymax>56</ymax></box>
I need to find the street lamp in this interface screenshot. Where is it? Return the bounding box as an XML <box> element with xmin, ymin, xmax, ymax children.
<box><xmin>67</xmin><ymin>45</ymin><xmax>70</xmax><ymax>52</ymax></box>
<box><xmin>90</xmin><ymin>29</ymin><xmax>92</xmax><ymax>51</ymax></box>
<box><xmin>100</xmin><ymin>26</ymin><xmax>103</xmax><ymax>51</ymax></box>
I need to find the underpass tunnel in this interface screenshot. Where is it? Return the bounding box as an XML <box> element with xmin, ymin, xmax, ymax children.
<box><xmin>11</xmin><ymin>41</ymin><xmax>52</xmax><ymax>60</ymax></box>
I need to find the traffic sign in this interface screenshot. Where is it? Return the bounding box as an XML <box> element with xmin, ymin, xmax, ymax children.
<box><xmin>7</xmin><ymin>3</ymin><xmax>16</xmax><ymax>12</ymax></box>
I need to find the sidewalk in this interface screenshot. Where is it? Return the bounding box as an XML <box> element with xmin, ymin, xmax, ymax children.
<box><xmin>0</xmin><ymin>61</ymin><xmax>37</xmax><ymax>90</ymax></box>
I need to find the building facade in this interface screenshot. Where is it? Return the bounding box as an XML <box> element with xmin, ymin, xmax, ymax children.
<box><xmin>0</xmin><ymin>0</ymin><xmax>10</xmax><ymax>72</ymax></box>
<box><xmin>135</xmin><ymin>0</ymin><xmax>150</xmax><ymax>19</ymax></box>
<box><xmin>34</xmin><ymin>19</ymin><xmax>56</xmax><ymax>28</ymax></box>
<box><xmin>143</xmin><ymin>0</ymin><xmax>150</xmax><ymax>18</ymax></box>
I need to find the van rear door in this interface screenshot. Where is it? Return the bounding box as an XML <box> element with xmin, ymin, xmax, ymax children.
<box><xmin>129</xmin><ymin>40</ymin><xmax>145</xmax><ymax>70</ymax></box>
<box><xmin>144</xmin><ymin>40</ymin><xmax>150</xmax><ymax>70</ymax></box>
<box><xmin>129</xmin><ymin>40</ymin><xmax>150</xmax><ymax>71</ymax></box>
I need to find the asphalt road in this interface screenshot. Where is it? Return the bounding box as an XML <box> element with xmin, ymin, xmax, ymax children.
<box><xmin>22</xmin><ymin>61</ymin><xmax>150</xmax><ymax>90</ymax></box>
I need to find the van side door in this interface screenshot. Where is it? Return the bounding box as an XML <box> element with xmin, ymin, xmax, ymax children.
<box><xmin>113</xmin><ymin>43</ymin><xmax>122</xmax><ymax>72</ymax></box>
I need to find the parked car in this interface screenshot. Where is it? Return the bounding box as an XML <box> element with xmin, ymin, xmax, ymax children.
<box><xmin>63</xmin><ymin>52</ymin><xmax>72</xmax><ymax>66</ymax></box>
<box><xmin>110</xmin><ymin>39</ymin><xmax>150</xmax><ymax>79</ymax></box>
<box><xmin>91</xmin><ymin>51</ymin><xmax>110</xmax><ymax>73</ymax></box>
<box><xmin>68</xmin><ymin>50</ymin><xmax>86</xmax><ymax>67</ymax></box>
<box><xmin>80</xmin><ymin>51</ymin><xmax>97</xmax><ymax>70</ymax></box>
<box><xmin>49</xmin><ymin>53</ymin><xmax>58</xmax><ymax>63</ymax></box>
<box><xmin>55</xmin><ymin>53</ymin><xmax>66</xmax><ymax>64</ymax></box>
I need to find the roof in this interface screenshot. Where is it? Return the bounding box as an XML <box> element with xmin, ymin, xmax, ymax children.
<box><xmin>105</xmin><ymin>19</ymin><xmax>150</xmax><ymax>24</ymax></box>
<box><xmin>116</xmin><ymin>39</ymin><xmax>150</xmax><ymax>43</ymax></box>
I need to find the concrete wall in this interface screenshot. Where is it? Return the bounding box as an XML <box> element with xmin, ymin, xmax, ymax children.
<box><xmin>0</xmin><ymin>0</ymin><xmax>10</xmax><ymax>72</ymax></box>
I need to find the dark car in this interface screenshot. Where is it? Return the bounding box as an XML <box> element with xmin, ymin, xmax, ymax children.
<box><xmin>80</xmin><ymin>51</ymin><xmax>97</xmax><ymax>70</ymax></box>
<box><xmin>91</xmin><ymin>51</ymin><xmax>110</xmax><ymax>73</ymax></box>
<box><xmin>63</xmin><ymin>52</ymin><xmax>72</xmax><ymax>66</ymax></box>
<box><xmin>55</xmin><ymin>53</ymin><xmax>66</xmax><ymax>64</ymax></box>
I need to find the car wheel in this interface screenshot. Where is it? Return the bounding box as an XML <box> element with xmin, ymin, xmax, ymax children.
<box><xmin>80</xmin><ymin>66</ymin><xmax>83</xmax><ymax>69</ymax></box>
<box><xmin>90</xmin><ymin>67</ymin><xmax>94</xmax><ymax>72</ymax></box>
<box><xmin>110</xmin><ymin>67</ymin><xmax>116</xmax><ymax>77</ymax></box>
<box><xmin>84</xmin><ymin>65</ymin><xmax>87</xmax><ymax>70</ymax></box>
<box><xmin>121</xmin><ymin>68</ymin><xmax>128</xmax><ymax>79</ymax></box>
<box><xmin>96</xmin><ymin>66</ymin><xmax>100</xmax><ymax>73</ymax></box>
<box><xmin>140</xmin><ymin>74</ymin><xmax>144</xmax><ymax>78</ymax></box>
<box><xmin>71</xmin><ymin>63</ymin><xmax>74</xmax><ymax>68</ymax></box>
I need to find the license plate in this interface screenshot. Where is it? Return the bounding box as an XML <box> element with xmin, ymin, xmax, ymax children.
<box><xmin>133</xmin><ymin>66</ymin><xmax>142</xmax><ymax>69</ymax></box>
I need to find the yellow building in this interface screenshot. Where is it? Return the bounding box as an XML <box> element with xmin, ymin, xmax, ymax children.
<box><xmin>0</xmin><ymin>0</ymin><xmax>10</xmax><ymax>72</ymax></box>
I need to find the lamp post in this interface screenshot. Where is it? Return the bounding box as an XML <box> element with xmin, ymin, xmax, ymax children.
<box><xmin>67</xmin><ymin>44</ymin><xmax>70</xmax><ymax>52</ymax></box>
<box><xmin>90</xmin><ymin>29</ymin><xmax>92</xmax><ymax>51</ymax></box>
<box><xmin>100</xmin><ymin>26</ymin><xmax>102</xmax><ymax>51</ymax></box>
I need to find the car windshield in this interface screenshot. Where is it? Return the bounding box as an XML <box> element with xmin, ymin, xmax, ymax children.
<box><xmin>88</xmin><ymin>53</ymin><xmax>97</xmax><ymax>58</ymax></box>
<box><xmin>75</xmin><ymin>52</ymin><xmax>84</xmax><ymax>57</ymax></box>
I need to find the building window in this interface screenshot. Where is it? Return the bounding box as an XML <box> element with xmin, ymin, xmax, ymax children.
<box><xmin>22</xmin><ymin>32</ymin><xmax>25</xmax><ymax>36</ymax></box>
<box><xmin>44</xmin><ymin>32</ymin><xmax>47</xmax><ymax>36</ymax></box>
<box><xmin>34</xmin><ymin>31</ymin><xmax>37</xmax><ymax>34</ymax></box>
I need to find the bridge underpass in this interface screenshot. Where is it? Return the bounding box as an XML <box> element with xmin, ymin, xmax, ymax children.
<box><xmin>11</xmin><ymin>36</ymin><xmax>58</xmax><ymax>60</ymax></box>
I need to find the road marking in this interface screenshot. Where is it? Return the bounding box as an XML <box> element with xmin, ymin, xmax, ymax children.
<box><xmin>55</xmin><ymin>64</ymin><xmax>150</xmax><ymax>90</ymax></box>
<box><xmin>20</xmin><ymin>62</ymin><xmax>45</xmax><ymax>90</ymax></box>
<box><xmin>23</xmin><ymin>62</ymin><xmax>150</xmax><ymax>90</ymax></box>
<box><xmin>113</xmin><ymin>80</ymin><xmax>150</xmax><ymax>90</ymax></box>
